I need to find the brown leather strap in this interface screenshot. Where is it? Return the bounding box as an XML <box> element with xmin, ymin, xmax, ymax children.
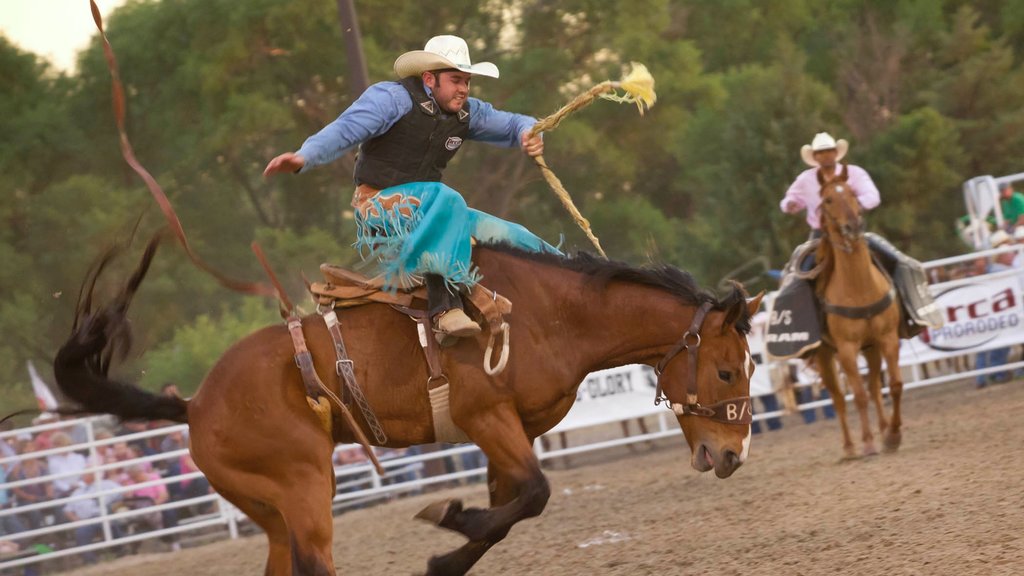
<box><xmin>655</xmin><ymin>301</ymin><xmax>713</xmax><ymax>403</ymax></box>
<box><xmin>822</xmin><ymin>287</ymin><xmax>896</xmax><ymax>319</ymax></box>
<box><xmin>391</xmin><ymin>306</ymin><xmax>448</xmax><ymax>389</ymax></box>
<box><xmin>285</xmin><ymin>315</ymin><xmax>385</xmax><ymax>475</ymax></box>
<box><xmin>321</xmin><ymin>310</ymin><xmax>387</xmax><ymax>444</ymax></box>
<box><xmin>91</xmin><ymin>1</ymin><xmax>275</xmax><ymax>299</ymax></box>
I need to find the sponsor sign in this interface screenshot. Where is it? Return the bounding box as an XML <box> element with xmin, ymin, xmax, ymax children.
<box><xmin>901</xmin><ymin>272</ymin><xmax>1024</xmax><ymax>363</ymax></box>
<box><xmin>551</xmin><ymin>365</ymin><xmax>661</xmax><ymax>433</ymax></box>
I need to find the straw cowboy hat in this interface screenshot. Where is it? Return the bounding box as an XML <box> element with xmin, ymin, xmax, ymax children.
<box><xmin>990</xmin><ymin>229</ymin><xmax>1012</xmax><ymax>248</ymax></box>
<box><xmin>394</xmin><ymin>35</ymin><xmax>499</xmax><ymax>79</ymax></box>
<box><xmin>801</xmin><ymin>132</ymin><xmax>849</xmax><ymax>167</ymax></box>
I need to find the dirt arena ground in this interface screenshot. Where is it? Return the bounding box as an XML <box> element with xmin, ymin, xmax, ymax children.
<box><xmin>68</xmin><ymin>377</ymin><xmax>1024</xmax><ymax>576</ymax></box>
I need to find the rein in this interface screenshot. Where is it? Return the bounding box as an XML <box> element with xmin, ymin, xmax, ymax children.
<box><xmin>90</xmin><ymin>1</ymin><xmax>276</xmax><ymax>300</ymax></box>
<box><xmin>653</xmin><ymin>302</ymin><xmax>752</xmax><ymax>425</ymax></box>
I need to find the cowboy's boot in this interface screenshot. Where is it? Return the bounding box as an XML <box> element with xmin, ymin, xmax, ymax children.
<box><xmin>426</xmin><ymin>274</ymin><xmax>481</xmax><ymax>341</ymax></box>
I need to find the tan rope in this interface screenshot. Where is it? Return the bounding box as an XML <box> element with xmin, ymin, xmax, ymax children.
<box><xmin>527</xmin><ymin>63</ymin><xmax>657</xmax><ymax>258</ymax></box>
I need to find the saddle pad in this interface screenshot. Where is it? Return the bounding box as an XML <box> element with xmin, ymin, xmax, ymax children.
<box><xmin>766</xmin><ymin>278</ymin><xmax>822</xmax><ymax>359</ymax></box>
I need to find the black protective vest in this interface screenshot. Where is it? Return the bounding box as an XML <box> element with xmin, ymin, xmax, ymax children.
<box><xmin>353</xmin><ymin>77</ymin><xmax>470</xmax><ymax>189</ymax></box>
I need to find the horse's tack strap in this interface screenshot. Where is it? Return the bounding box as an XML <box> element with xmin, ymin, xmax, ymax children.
<box><xmin>655</xmin><ymin>301</ymin><xmax>714</xmax><ymax>405</ymax></box>
<box><xmin>822</xmin><ymin>286</ymin><xmax>896</xmax><ymax>319</ymax></box>
<box><xmin>286</xmin><ymin>317</ymin><xmax>323</xmax><ymax>400</ymax></box>
<box><xmin>390</xmin><ymin>305</ymin><xmax>474</xmax><ymax>443</ymax></box>
<box><xmin>321</xmin><ymin>310</ymin><xmax>387</xmax><ymax>444</ymax></box>
<box><xmin>391</xmin><ymin>306</ymin><xmax>448</xmax><ymax>388</ymax></box>
<box><xmin>285</xmin><ymin>316</ymin><xmax>386</xmax><ymax>475</ymax></box>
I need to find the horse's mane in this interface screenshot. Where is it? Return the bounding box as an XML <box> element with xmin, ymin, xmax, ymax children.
<box><xmin>478</xmin><ymin>243</ymin><xmax>752</xmax><ymax>334</ymax></box>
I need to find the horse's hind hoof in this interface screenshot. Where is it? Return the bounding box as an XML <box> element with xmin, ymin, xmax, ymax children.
<box><xmin>415</xmin><ymin>498</ymin><xmax>461</xmax><ymax>526</ymax></box>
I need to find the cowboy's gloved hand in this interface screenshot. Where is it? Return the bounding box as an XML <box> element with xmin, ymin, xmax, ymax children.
<box><xmin>783</xmin><ymin>200</ymin><xmax>801</xmax><ymax>214</ymax></box>
<box><xmin>521</xmin><ymin>132</ymin><xmax>544</xmax><ymax>157</ymax></box>
<box><xmin>263</xmin><ymin>153</ymin><xmax>306</xmax><ymax>177</ymax></box>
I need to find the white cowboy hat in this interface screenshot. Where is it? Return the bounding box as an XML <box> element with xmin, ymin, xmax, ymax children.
<box><xmin>393</xmin><ymin>35</ymin><xmax>499</xmax><ymax>79</ymax></box>
<box><xmin>800</xmin><ymin>132</ymin><xmax>849</xmax><ymax>167</ymax></box>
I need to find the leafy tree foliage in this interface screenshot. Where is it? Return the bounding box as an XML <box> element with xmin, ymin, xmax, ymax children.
<box><xmin>2</xmin><ymin>0</ymin><xmax>1021</xmax><ymax>415</ymax></box>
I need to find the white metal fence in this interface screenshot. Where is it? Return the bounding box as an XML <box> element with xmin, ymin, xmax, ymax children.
<box><xmin>1</xmin><ymin>247</ymin><xmax>1021</xmax><ymax>572</ymax></box>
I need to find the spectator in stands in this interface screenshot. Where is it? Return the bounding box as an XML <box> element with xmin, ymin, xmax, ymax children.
<box><xmin>0</xmin><ymin>461</ymin><xmax>27</xmax><ymax>536</ymax></box>
<box><xmin>115</xmin><ymin>464</ymin><xmax>168</xmax><ymax>539</ymax></box>
<box><xmin>974</xmin><ymin>231</ymin><xmax>1017</xmax><ymax>387</ymax></box>
<box><xmin>8</xmin><ymin>441</ymin><xmax>54</xmax><ymax>530</ymax></box>
<box><xmin>1013</xmin><ymin>226</ymin><xmax>1024</xmax><ymax>267</ymax></box>
<box><xmin>46</xmin><ymin>432</ymin><xmax>88</xmax><ymax>499</ymax></box>
<box><xmin>62</xmin><ymin>468</ymin><xmax>123</xmax><ymax>564</ymax></box>
<box><xmin>92</xmin><ymin>429</ymin><xmax>117</xmax><ymax>463</ymax></box>
<box><xmin>999</xmin><ymin>184</ymin><xmax>1024</xmax><ymax>230</ymax></box>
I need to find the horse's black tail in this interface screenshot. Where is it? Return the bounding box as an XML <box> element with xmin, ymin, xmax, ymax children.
<box><xmin>52</xmin><ymin>232</ymin><xmax>188</xmax><ymax>424</ymax></box>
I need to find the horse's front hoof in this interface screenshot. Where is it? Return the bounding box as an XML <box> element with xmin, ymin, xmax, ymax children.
<box><xmin>862</xmin><ymin>443</ymin><xmax>879</xmax><ymax>457</ymax></box>
<box><xmin>883</xmin><ymin>431</ymin><xmax>902</xmax><ymax>452</ymax></box>
<box><xmin>415</xmin><ymin>498</ymin><xmax>461</xmax><ymax>526</ymax></box>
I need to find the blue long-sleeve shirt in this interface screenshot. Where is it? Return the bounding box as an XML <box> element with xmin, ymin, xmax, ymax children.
<box><xmin>296</xmin><ymin>81</ymin><xmax>537</xmax><ymax>173</ymax></box>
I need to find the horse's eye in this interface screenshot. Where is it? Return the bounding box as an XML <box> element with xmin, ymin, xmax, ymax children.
<box><xmin>824</xmin><ymin>197</ymin><xmax>833</xmax><ymax>204</ymax></box>
<box><xmin>717</xmin><ymin>370</ymin><xmax>732</xmax><ymax>383</ymax></box>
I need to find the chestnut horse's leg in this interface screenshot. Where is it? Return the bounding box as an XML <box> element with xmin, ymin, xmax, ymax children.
<box><xmin>816</xmin><ymin>347</ymin><xmax>857</xmax><ymax>459</ymax></box>
<box><xmin>835</xmin><ymin>341</ymin><xmax>878</xmax><ymax>456</ymax></box>
<box><xmin>880</xmin><ymin>335</ymin><xmax>904</xmax><ymax>452</ymax></box>
<box><xmin>213</xmin><ymin>485</ymin><xmax>291</xmax><ymax>576</ymax></box>
<box><xmin>863</xmin><ymin>346</ymin><xmax>890</xmax><ymax>436</ymax></box>
<box><xmin>416</xmin><ymin>405</ymin><xmax>550</xmax><ymax>576</ymax></box>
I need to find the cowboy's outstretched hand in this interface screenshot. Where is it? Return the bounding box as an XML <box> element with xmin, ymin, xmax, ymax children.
<box><xmin>263</xmin><ymin>152</ymin><xmax>305</xmax><ymax>177</ymax></box>
<box><xmin>521</xmin><ymin>132</ymin><xmax>544</xmax><ymax>157</ymax></box>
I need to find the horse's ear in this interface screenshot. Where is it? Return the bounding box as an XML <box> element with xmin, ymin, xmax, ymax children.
<box><xmin>720</xmin><ymin>292</ymin><xmax>750</xmax><ymax>334</ymax></box>
<box><xmin>816</xmin><ymin>169</ymin><xmax>826</xmax><ymax>186</ymax></box>
<box><xmin>746</xmin><ymin>291</ymin><xmax>765</xmax><ymax>316</ymax></box>
<box><xmin>840</xmin><ymin>163</ymin><xmax>848</xmax><ymax>181</ymax></box>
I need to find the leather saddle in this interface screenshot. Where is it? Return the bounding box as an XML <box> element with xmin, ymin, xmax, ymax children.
<box><xmin>309</xmin><ymin>264</ymin><xmax>511</xmax><ymax>330</ymax></box>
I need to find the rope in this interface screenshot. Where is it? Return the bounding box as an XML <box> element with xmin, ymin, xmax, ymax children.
<box><xmin>527</xmin><ymin>63</ymin><xmax>657</xmax><ymax>258</ymax></box>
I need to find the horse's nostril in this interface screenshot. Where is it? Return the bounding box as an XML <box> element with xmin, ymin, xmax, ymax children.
<box><xmin>724</xmin><ymin>450</ymin><xmax>741</xmax><ymax>469</ymax></box>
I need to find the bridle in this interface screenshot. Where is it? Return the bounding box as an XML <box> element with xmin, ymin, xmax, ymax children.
<box><xmin>819</xmin><ymin>182</ymin><xmax>864</xmax><ymax>254</ymax></box>
<box><xmin>652</xmin><ymin>301</ymin><xmax>753</xmax><ymax>425</ymax></box>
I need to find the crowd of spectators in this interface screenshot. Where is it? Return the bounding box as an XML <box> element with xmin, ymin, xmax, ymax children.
<box><xmin>0</xmin><ymin>384</ymin><xmax>214</xmax><ymax>571</ymax></box>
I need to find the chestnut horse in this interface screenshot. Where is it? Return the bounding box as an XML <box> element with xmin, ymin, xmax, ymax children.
<box><xmin>814</xmin><ymin>165</ymin><xmax>903</xmax><ymax>458</ymax></box>
<box><xmin>52</xmin><ymin>236</ymin><xmax>762</xmax><ymax>576</ymax></box>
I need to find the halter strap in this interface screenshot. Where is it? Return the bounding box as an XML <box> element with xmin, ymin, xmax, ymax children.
<box><xmin>653</xmin><ymin>301</ymin><xmax>752</xmax><ymax>426</ymax></box>
<box><xmin>655</xmin><ymin>301</ymin><xmax>713</xmax><ymax>403</ymax></box>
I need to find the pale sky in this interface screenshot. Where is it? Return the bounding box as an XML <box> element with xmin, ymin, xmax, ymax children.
<box><xmin>0</xmin><ymin>0</ymin><xmax>128</xmax><ymax>72</ymax></box>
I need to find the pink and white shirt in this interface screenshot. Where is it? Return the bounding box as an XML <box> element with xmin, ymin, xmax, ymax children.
<box><xmin>780</xmin><ymin>164</ymin><xmax>880</xmax><ymax>229</ymax></box>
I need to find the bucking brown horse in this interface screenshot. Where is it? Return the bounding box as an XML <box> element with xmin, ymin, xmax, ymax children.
<box><xmin>52</xmin><ymin>235</ymin><xmax>762</xmax><ymax>575</ymax></box>
<box><xmin>814</xmin><ymin>165</ymin><xmax>904</xmax><ymax>458</ymax></box>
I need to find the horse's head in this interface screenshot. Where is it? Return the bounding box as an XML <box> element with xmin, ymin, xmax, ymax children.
<box><xmin>655</xmin><ymin>289</ymin><xmax>764</xmax><ymax>478</ymax></box>
<box><xmin>817</xmin><ymin>164</ymin><xmax>864</xmax><ymax>251</ymax></box>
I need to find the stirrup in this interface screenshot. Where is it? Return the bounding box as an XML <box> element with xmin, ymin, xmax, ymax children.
<box><xmin>434</xmin><ymin>309</ymin><xmax>481</xmax><ymax>344</ymax></box>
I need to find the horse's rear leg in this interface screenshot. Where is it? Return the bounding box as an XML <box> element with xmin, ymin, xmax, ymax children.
<box><xmin>864</xmin><ymin>346</ymin><xmax>889</xmax><ymax>435</ymax></box>
<box><xmin>880</xmin><ymin>336</ymin><xmax>904</xmax><ymax>452</ymax></box>
<box><xmin>416</xmin><ymin>406</ymin><xmax>549</xmax><ymax>576</ymax></box>
<box><xmin>214</xmin><ymin>485</ymin><xmax>291</xmax><ymax>576</ymax></box>
<box><xmin>817</xmin><ymin>348</ymin><xmax>856</xmax><ymax>459</ymax></box>
<box><xmin>836</xmin><ymin>342</ymin><xmax>877</xmax><ymax>456</ymax></box>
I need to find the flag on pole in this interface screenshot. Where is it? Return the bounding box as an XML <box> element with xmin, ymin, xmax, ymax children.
<box><xmin>27</xmin><ymin>361</ymin><xmax>58</xmax><ymax>412</ymax></box>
